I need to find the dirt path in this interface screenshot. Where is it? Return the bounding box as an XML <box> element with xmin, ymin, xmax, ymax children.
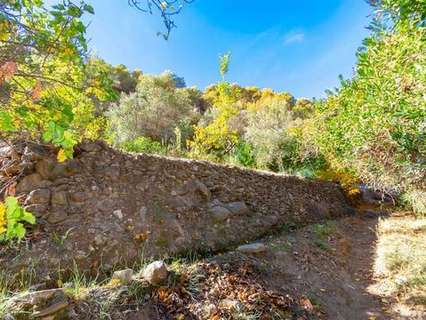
<box><xmin>5</xmin><ymin>209</ymin><xmax>422</xmax><ymax>319</ymax></box>
<box><xmin>211</xmin><ymin>213</ymin><xmax>393</xmax><ymax>319</ymax></box>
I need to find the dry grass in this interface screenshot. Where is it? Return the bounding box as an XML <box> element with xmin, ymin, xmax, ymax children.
<box><xmin>372</xmin><ymin>214</ymin><xmax>426</xmax><ymax>314</ymax></box>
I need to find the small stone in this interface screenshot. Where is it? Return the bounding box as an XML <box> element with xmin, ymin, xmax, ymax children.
<box><xmin>208</xmin><ymin>199</ymin><xmax>223</xmax><ymax>207</ymax></box>
<box><xmin>47</xmin><ymin>211</ymin><xmax>68</xmax><ymax>224</ymax></box>
<box><xmin>180</xmin><ymin>179</ymin><xmax>211</xmax><ymax>201</ymax></box>
<box><xmin>16</xmin><ymin>173</ymin><xmax>44</xmax><ymax>193</ymax></box>
<box><xmin>69</xmin><ymin>192</ymin><xmax>87</xmax><ymax>203</ymax></box>
<box><xmin>65</xmin><ymin>159</ymin><xmax>82</xmax><ymax>174</ymax></box>
<box><xmin>209</xmin><ymin>206</ymin><xmax>232</xmax><ymax>221</ymax></box>
<box><xmin>35</xmin><ymin>159</ymin><xmax>55</xmax><ymax>180</ymax></box>
<box><xmin>24</xmin><ymin>204</ymin><xmax>48</xmax><ymax>218</ymax></box>
<box><xmin>141</xmin><ymin>261</ymin><xmax>168</xmax><ymax>285</ymax></box>
<box><xmin>112</xmin><ymin>269</ymin><xmax>134</xmax><ymax>284</ymax></box>
<box><xmin>113</xmin><ymin>209</ymin><xmax>123</xmax><ymax>220</ymax></box>
<box><xmin>25</xmin><ymin>189</ymin><xmax>51</xmax><ymax>205</ymax></box>
<box><xmin>97</xmin><ymin>199</ymin><xmax>115</xmax><ymax>213</ymax></box>
<box><xmin>51</xmin><ymin>191</ymin><xmax>68</xmax><ymax>206</ymax></box>
<box><xmin>226</xmin><ymin>202</ymin><xmax>250</xmax><ymax>215</ymax></box>
<box><xmin>80</xmin><ymin>142</ymin><xmax>102</xmax><ymax>152</ymax></box>
<box><xmin>51</xmin><ymin>163</ymin><xmax>69</xmax><ymax>179</ymax></box>
<box><xmin>236</xmin><ymin>243</ymin><xmax>267</xmax><ymax>254</ymax></box>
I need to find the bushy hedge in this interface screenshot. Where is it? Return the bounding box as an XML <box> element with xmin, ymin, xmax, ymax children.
<box><xmin>311</xmin><ymin>22</ymin><xmax>425</xmax><ymax>195</ymax></box>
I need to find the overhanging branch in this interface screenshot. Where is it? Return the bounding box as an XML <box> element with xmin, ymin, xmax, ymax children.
<box><xmin>128</xmin><ymin>0</ymin><xmax>195</xmax><ymax>40</ymax></box>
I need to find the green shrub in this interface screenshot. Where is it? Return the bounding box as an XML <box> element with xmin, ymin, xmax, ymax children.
<box><xmin>402</xmin><ymin>190</ymin><xmax>426</xmax><ymax>217</ymax></box>
<box><xmin>119</xmin><ymin>137</ymin><xmax>167</xmax><ymax>155</ymax></box>
<box><xmin>244</xmin><ymin>99</ymin><xmax>296</xmax><ymax>170</ymax></box>
<box><xmin>310</xmin><ymin>20</ymin><xmax>425</xmax><ymax>195</ymax></box>
<box><xmin>232</xmin><ymin>142</ymin><xmax>256</xmax><ymax>167</ymax></box>
<box><xmin>108</xmin><ymin>71</ymin><xmax>200</xmax><ymax>146</ymax></box>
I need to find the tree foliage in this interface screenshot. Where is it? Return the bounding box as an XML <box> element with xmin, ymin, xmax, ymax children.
<box><xmin>368</xmin><ymin>0</ymin><xmax>426</xmax><ymax>23</ymax></box>
<box><xmin>108</xmin><ymin>71</ymin><xmax>200</xmax><ymax>146</ymax></box>
<box><xmin>0</xmin><ymin>0</ymin><xmax>113</xmax><ymax>158</ymax></box>
<box><xmin>219</xmin><ymin>52</ymin><xmax>231</xmax><ymax>81</ymax></box>
<box><xmin>301</xmin><ymin>0</ymin><xmax>426</xmax><ymax>210</ymax></box>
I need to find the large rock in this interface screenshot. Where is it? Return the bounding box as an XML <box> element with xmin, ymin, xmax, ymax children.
<box><xmin>179</xmin><ymin>178</ymin><xmax>211</xmax><ymax>202</ymax></box>
<box><xmin>5</xmin><ymin>289</ymin><xmax>69</xmax><ymax>319</ymax></box>
<box><xmin>46</xmin><ymin>211</ymin><xmax>68</xmax><ymax>224</ymax></box>
<box><xmin>237</xmin><ymin>243</ymin><xmax>267</xmax><ymax>254</ymax></box>
<box><xmin>25</xmin><ymin>189</ymin><xmax>51</xmax><ymax>205</ymax></box>
<box><xmin>24</xmin><ymin>204</ymin><xmax>48</xmax><ymax>217</ymax></box>
<box><xmin>51</xmin><ymin>191</ymin><xmax>68</xmax><ymax>206</ymax></box>
<box><xmin>16</xmin><ymin>173</ymin><xmax>44</xmax><ymax>193</ymax></box>
<box><xmin>209</xmin><ymin>205</ymin><xmax>232</xmax><ymax>221</ymax></box>
<box><xmin>35</xmin><ymin>159</ymin><xmax>55</xmax><ymax>180</ymax></box>
<box><xmin>141</xmin><ymin>261</ymin><xmax>169</xmax><ymax>285</ymax></box>
<box><xmin>80</xmin><ymin>141</ymin><xmax>102</xmax><ymax>152</ymax></box>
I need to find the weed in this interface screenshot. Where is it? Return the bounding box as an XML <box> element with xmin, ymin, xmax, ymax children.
<box><xmin>313</xmin><ymin>239</ymin><xmax>332</xmax><ymax>252</ymax></box>
<box><xmin>64</xmin><ymin>262</ymin><xmax>101</xmax><ymax>298</ymax></box>
<box><xmin>52</xmin><ymin>227</ymin><xmax>75</xmax><ymax>247</ymax></box>
<box><xmin>312</xmin><ymin>221</ymin><xmax>336</xmax><ymax>240</ymax></box>
<box><xmin>0</xmin><ymin>272</ymin><xmax>10</xmax><ymax>319</ymax></box>
<box><xmin>126</xmin><ymin>281</ymin><xmax>150</xmax><ymax>304</ymax></box>
<box><xmin>374</xmin><ymin>216</ymin><xmax>426</xmax><ymax>307</ymax></box>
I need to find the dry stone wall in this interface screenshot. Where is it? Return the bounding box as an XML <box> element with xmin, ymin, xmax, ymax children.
<box><xmin>0</xmin><ymin>141</ymin><xmax>354</xmax><ymax>281</ymax></box>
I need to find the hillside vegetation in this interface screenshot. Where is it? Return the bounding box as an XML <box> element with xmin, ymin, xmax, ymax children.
<box><xmin>0</xmin><ymin>1</ymin><xmax>425</xmax><ymax>319</ymax></box>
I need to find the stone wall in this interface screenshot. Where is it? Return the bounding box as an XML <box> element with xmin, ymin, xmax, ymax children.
<box><xmin>0</xmin><ymin>141</ymin><xmax>354</xmax><ymax>280</ymax></box>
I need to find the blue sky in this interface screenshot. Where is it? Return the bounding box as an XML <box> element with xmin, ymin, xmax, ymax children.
<box><xmin>84</xmin><ymin>0</ymin><xmax>373</xmax><ymax>98</ymax></box>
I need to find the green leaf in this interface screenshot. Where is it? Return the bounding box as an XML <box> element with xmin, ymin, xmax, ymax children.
<box><xmin>83</xmin><ymin>4</ymin><xmax>95</xmax><ymax>14</ymax></box>
<box><xmin>3</xmin><ymin>197</ymin><xmax>36</xmax><ymax>241</ymax></box>
<box><xmin>43</xmin><ymin>121</ymin><xmax>65</xmax><ymax>144</ymax></box>
<box><xmin>22</xmin><ymin>210</ymin><xmax>36</xmax><ymax>225</ymax></box>
<box><xmin>0</xmin><ymin>111</ymin><xmax>16</xmax><ymax>132</ymax></box>
<box><xmin>6</xmin><ymin>221</ymin><xmax>17</xmax><ymax>239</ymax></box>
<box><xmin>62</xmin><ymin>131</ymin><xmax>76</xmax><ymax>149</ymax></box>
<box><xmin>67</xmin><ymin>5</ymin><xmax>82</xmax><ymax>18</ymax></box>
<box><xmin>5</xmin><ymin>196</ymin><xmax>19</xmax><ymax>220</ymax></box>
<box><xmin>14</xmin><ymin>223</ymin><xmax>26</xmax><ymax>241</ymax></box>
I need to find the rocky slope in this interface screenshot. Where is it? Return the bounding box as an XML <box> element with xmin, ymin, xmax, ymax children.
<box><xmin>0</xmin><ymin>141</ymin><xmax>354</xmax><ymax>283</ymax></box>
